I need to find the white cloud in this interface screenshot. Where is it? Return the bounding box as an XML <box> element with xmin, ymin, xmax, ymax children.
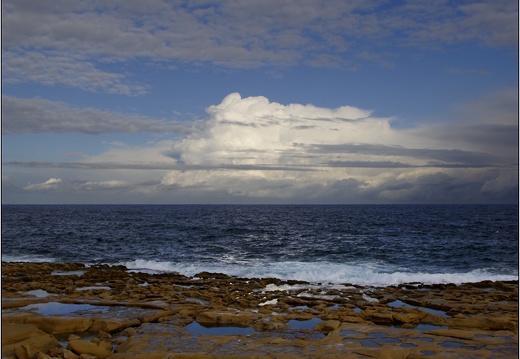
<box><xmin>78</xmin><ymin>180</ymin><xmax>129</xmax><ymax>191</ymax></box>
<box><xmin>169</xmin><ymin>92</ymin><xmax>397</xmax><ymax>167</ymax></box>
<box><xmin>6</xmin><ymin>92</ymin><xmax>517</xmax><ymax>203</ymax></box>
<box><xmin>155</xmin><ymin>92</ymin><xmax>517</xmax><ymax>202</ymax></box>
<box><xmin>24</xmin><ymin>178</ymin><xmax>62</xmax><ymax>190</ymax></box>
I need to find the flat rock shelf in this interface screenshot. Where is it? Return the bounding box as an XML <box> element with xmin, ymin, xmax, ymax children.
<box><xmin>2</xmin><ymin>262</ymin><xmax>518</xmax><ymax>359</ymax></box>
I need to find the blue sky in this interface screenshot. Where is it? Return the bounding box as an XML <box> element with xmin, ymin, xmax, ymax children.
<box><xmin>2</xmin><ymin>0</ymin><xmax>518</xmax><ymax>204</ymax></box>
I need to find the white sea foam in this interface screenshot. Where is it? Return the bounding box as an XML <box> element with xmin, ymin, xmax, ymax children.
<box><xmin>2</xmin><ymin>254</ymin><xmax>57</xmax><ymax>263</ymax></box>
<box><xmin>121</xmin><ymin>259</ymin><xmax>518</xmax><ymax>287</ymax></box>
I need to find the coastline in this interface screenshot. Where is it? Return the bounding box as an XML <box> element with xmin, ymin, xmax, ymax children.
<box><xmin>2</xmin><ymin>262</ymin><xmax>518</xmax><ymax>359</ymax></box>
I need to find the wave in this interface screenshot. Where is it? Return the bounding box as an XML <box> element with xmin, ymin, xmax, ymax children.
<box><xmin>121</xmin><ymin>259</ymin><xmax>518</xmax><ymax>286</ymax></box>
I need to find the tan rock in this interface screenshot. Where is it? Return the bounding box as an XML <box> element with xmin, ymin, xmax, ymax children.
<box><xmin>108</xmin><ymin>354</ymin><xmax>167</xmax><ymax>359</ymax></box>
<box><xmin>68</xmin><ymin>339</ymin><xmax>112</xmax><ymax>359</ymax></box>
<box><xmin>21</xmin><ymin>316</ymin><xmax>92</xmax><ymax>334</ymax></box>
<box><xmin>121</xmin><ymin>327</ymin><xmax>137</xmax><ymax>337</ymax></box>
<box><xmin>253</xmin><ymin>320</ymin><xmax>288</xmax><ymax>331</ymax></box>
<box><xmin>354</xmin><ymin>347</ymin><xmax>411</xmax><ymax>359</ymax></box>
<box><xmin>392</xmin><ymin>311</ymin><xmax>423</xmax><ymax>324</ymax></box>
<box><xmin>14</xmin><ymin>344</ymin><xmax>34</xmax><ymax>359</ymax></box>
<box><xmin>98</xmin><ymin>331</ymin><xmax>112</xmax><ymax>339</ymax></box>
<box><xmin>195</xmin><ymin>310</ymin><xmax>258</xmax><ymax>327</ymax></box>
<box><xmin>111</xmin><ymin>336</ymin><xmax>169</xmax><ymax>358</ymax></box>
<box><xmin>59</xmin><ymin>348</ymin><xmax>80</xmax><ymax>359</ymax></box>
<box><xmin>314</xmin><ymin>319</ymin><xmax>341</xmax><ymax>332</ymax></box>
<box><xmin>140</xmin><ymin>310</ymin><xmax>174</xmax><ymax>323</ymax></box>
<box><xmin>96</xmin><ymin>340</ymin><xmax>113</xmax><ymax>352</ymax></box>
<box><xmin>78</xmin><ymin>355</ymin><xmax>98</xmax><ymax>359</ymax></box>
<box><xmin>34</xmin><ymin>352</ymin><xmax>54</xmax><ymax>359</ymax></box>
<box><xmin>89</xmin><ymin>318</ymin><xmax>140</xmax><ymax>333</ymax></box>
<box><xmin>1</xmin><ymin>323</ymin><xmax>59</xmax><ymax>359</ymax></box>
<box><xmin>362</xmin><ymin>311</ymin><xmax>393</xmax><ymax>325</ymax></box>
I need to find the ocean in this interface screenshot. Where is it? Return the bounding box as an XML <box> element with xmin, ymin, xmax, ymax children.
<box><xmin>2</xmin><ymin>204</ymin><xmax>518</xmax><ymax>287</ymax></box>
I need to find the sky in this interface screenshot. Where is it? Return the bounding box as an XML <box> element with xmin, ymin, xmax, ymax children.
<box><xmin>2</xmin><ymin>0</ymin><xmax>518</xmax><ymax>204</ymax></box>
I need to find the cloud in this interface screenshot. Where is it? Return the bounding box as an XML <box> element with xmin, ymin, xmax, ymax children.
<box><xmin>2</xmin><ymin>50</ymin><xmax>149</xmax><ymax>95</ymax></box>
<box><xmin>78</xmin><ymin>180</ymin><xmax>129</xmax><ymax>191</ymax></box>
<box><xmin>5</xmin><ymin>92</ymin><xmax>517</xmax><ymax>203</ymax></box>
<box><xmin>2</xmin><ymin>95</ymin><xmax>191</xmax><ymax>134</ymax></box>
<box><xmin>24</xmin><ymin>177</ymin><xmax>62</xmax><ymax>190</ymax></box>
<box><xmin>410</xmin><ymin>87</ymin><xmax>519</xmax><ymax>158</ymax></box>
<box><xmin>2</xmin><ymin>0</ymin><xmax>516</xmax><ymax>82</ymax></box>
<box><xmin>156</xmin><ymin>92</ymin><xmax>517</xmax><ymax>203</ymax></box>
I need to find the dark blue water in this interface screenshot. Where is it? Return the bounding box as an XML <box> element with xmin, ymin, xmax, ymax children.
<box><xmin>2</xmin><ymin>205</ymin><xmax>518</xmax><ymax>285</ymax></box>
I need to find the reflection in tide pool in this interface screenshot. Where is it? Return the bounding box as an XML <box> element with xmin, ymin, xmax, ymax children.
<box><xmin>287</xmin><ymin>317</ymin><xmax>322</xmax><ymax>330</ymax></box>
<box><xmin>22</xmin><ymin>302</ymin><xmax>107</xmax><ymax>316</ymax></box>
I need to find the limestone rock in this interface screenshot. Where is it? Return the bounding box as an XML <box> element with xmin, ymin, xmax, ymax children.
<box><xmin>14</xmin><ymin>345</ymin><xmax>34</xmax><ymax>359</ymax></box>
<box><xmin>1</xmin><ymin>323</ymin><xmax>60</xmax><ymax>359</ymax></box>
<box><xmin>392</xmin><ymin>311</ymin><xmax>423</xmax><ymax>325</ymax></box>
<box><xmin>68</xmin><ymin>339</ymin><xmax>112</xmax><ymax>359</ymax></box>
<box><xmin>34</xmin><ymin>352</ymin><xmax>54</xmax><ymax>359</ymax></box>
<box><xmin>89</xmin><ymin>318</ymin><xmax>140</xmax><ymax>333</ymax></box>
<box><xmin>195</xmin><ymin>310</ymin><xmax>258</xmax><ymax>327</ymax></box>
<box><xmin>21</xmin><ymin>316</ymin><xmax>92</xmax><ymax>334</ymax></box>
<box><xmin>59</xmin><ymin>348</ymin><xmax>80</xmax><ymax>359</ymax></box>
<box><xmin>314</xmin><ymin>319</ymin><xmax>341</xmax><ymax>332</ymax></box>
<box><xmin>448</xmin><ymin>316</ymin><xmax>517</xmax><ymax>332</ymax></box>
<box><xmin>362</xmin><ymin>310</ymin><xmax>393</xmax><ymax>325</ymax></box>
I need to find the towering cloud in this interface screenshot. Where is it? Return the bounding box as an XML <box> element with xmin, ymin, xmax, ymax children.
<box><xmin>157</xmin><ymin>93</ymin><xmax>516</xmax><ymax>203</ymax></box>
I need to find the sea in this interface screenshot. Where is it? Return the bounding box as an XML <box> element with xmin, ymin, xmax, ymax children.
<box><xmin>1</xmin><ymin>204</ymin><xmax>518</xmax><ymax>287</ymax></box>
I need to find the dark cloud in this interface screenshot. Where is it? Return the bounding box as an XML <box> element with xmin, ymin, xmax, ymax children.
<box><xmin>2</xmin><ymin>0</ymin><xmax>516</xmax><ymax>77</ymax></box>
<box><xmin>310</xmin><ymin>143</ymin><xmax>502</xmax><ymax>167</ymax></box>
<box><xmin>2</xmin><ymin>51</ymin><xmax>149</xmax><ymax>95</ymax></box>
<box><xmin>2</xmin><ymin>96</ymin><xmax>191</xmax><ymax>134</ymax></box>
<box><xmin>4</xmin><ymin>160</ymin><xmax>316</xmax><ymax>172</ymax></box>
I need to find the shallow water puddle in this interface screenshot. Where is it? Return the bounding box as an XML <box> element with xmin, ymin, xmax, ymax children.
<box><xmin>360</xmin><ymin>339</ymin><xmax>381</xmax><ymax>347</ymax></box>
<box><xmin>51</xmin><ymin>270</ymin><xmax>85</xmax><ymax>276</ymax></box>
<box><xmin>54</xmin><ymin>332</ymin><xmax>98</xmax><ymax>348</ymax></box>
<box><xmin>185</xmin><ymin>321</ymin><xmax>254</xmax><ymax>336</ymax></box>
<box><xmin>22</xmin><ymin>302</ymin><xmax>109</xmax><ymax>316</ymax></box>
<box><xmin>387</xmin><ymin>300</ymin><xmax>449</xmax><ymax>317</ymax></box>
<box><xmin>24</xmin><ymin>289</ymin><xmax>53</xmax><ymax>298</ymax></box>
<box><xmin>287</xmin><ymin>317</ymin><xmax>322</xmax><ymax>330</ymax></box>
<box><xmin>367</xmin><ymin>332</ymin><xmax>402</xmax><ymax>344</ymax></box>
<box><xmin>414</xmin><ymin>323</ymin><xmax>448</xmax><ymax>331</ymax></box>
<box><xmin>185</xmin><ymin>297</ymin><xmax>209</xmax><ymax>305</ymax></box>
<box><xmin>288</xmin><ymin>305</ymin><xmax>319</xmax><ymax>313</ymax></box>
<box><xmin>12</xmin><ymin>301</ymin><xmax>162</xmax><ymax>319</ymax></box>
<box><xmin>439</xmin><ymin>340</ymin><xmax>466</xmax><ymax>348</ymax></box>
<box><xmin>76</xmin><ymin>286</ymin><xmax>111</xmax><ymax>291</ymax></box>
<box><xmin>340</xmin><ymin>329</ymin><xmax>362</xmax><ymax>336</ymax></box>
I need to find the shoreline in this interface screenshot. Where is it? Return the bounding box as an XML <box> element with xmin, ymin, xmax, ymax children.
<box><xmin>2</xmin><ymin>261</ymin><xmax>518</xmax><ymax>358</ymax></box>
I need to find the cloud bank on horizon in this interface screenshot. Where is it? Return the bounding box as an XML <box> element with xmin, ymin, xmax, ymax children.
<box><xmin>2</xmin><ymin>0</ymin><xmax>518</xmax><ymax>204</ymax></box>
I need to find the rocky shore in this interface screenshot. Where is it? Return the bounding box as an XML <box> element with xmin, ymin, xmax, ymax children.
<box><xmin>2</xmin><ymin>262</ymin><xmax>518</xmax><ymax>359</ymax></box>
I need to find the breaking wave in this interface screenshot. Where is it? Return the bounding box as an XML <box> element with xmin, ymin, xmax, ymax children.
<box><xmin>121</xmin><ymin>259</ymin><xmax>518</xmax><ymax>287</ymax></box>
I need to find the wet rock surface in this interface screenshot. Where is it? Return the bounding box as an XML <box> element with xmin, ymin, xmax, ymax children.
<box><xmin>2</xmin><ymin>262</ymin><xmax>518</xmax><ymax>358</ymax></box>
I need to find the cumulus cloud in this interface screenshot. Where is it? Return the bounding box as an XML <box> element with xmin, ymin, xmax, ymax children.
<box><xmin>156</xmin><ymin>92</ymin><xmax>517</xmax><ymax>203</ymax></box>
<box><xmin>2</xmin><ymin>95</ymin><xmax>190</xmax><ymax>134</ymax></box>
<box><xmin>6</xmin><ymin>92</ymin><xmax>517</xmax><ymax>203</ymax></box>
<box><xmin>24</xmin><ymin>178</ymin><xmax>62</xmax><ymax>190</ymax></box>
